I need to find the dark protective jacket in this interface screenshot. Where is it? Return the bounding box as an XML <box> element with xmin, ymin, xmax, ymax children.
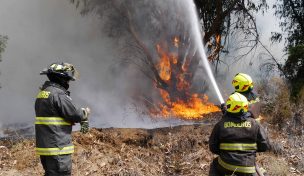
<box><xmin>209</xmin><ymin>113</ymin><xmax>270</xmax><ymax>174</ymax></box>
<box><xmin>239</xmin><ymin>91</ymin><xmax>261</xmax><ymax>118</ymax></box>
<box><xmin>35</xmin><ymin>81</ymin><xmax>85</xmax><ymax>156</ymax></box>
<box><xmin>240</xmin><ymin>91</ymin><xmax>258</xmax><ymax>103</ymax></box>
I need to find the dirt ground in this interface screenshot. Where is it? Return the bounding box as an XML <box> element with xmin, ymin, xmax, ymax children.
<box><xmin>0</xmin><ymin>113</ymin><xmax>303</xmax><ymax>176</ymax></box>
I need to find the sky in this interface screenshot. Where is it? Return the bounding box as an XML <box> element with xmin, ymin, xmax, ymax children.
<box><xmin>0</xmin><ymin>0</ymin><xmax>285</xmax><ymax>130</ymax></box>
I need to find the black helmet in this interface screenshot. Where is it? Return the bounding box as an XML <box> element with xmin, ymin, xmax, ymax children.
<box><xmin>40</xmin><ymin>62</ymin><xmax>79</xmax><ymax>81</ymax></box>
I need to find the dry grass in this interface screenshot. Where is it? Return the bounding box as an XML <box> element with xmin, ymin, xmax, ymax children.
<box><xmin>258</xmin><ymin>77</ymin><xmax>292</xmax><ymax>128</ymax></box>
<box><xmin>0</xmin><ymin>114</ymin><xmax>302</xmax><ymax>175</ymax></box>
<box><xmin>257</xmin><ymin>154</ymin><xmax>290</xmax><ymax>176</ymax></box>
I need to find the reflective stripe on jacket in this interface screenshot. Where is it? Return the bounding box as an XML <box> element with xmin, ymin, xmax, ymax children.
<box><xmin>35</xmin><ymin>81</ymin><xmax>85</xmax><ymax>156</ymax></box>
<box><xmin>218</xmin><ymin>157</ymin><xmax>256</xmax><ymax>174</ymax></box>
<box><xmin>35</xmin><ymin>117</ymin><xmax>72</xmax><ymax>125</ymax></box>
<box><xmin>220</xmin><ymin>143</ymin><xmax>257</xmax><ymax>151</ymax></box>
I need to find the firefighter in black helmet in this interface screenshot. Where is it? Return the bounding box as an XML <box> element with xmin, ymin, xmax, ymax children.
<box><xmin>209</xmin><ymin>92</ymin><xmax>270</xmax><ymax>176</ymax></box>
<box><xmin>35</xmin><ymin>62</ymin><xmax>90</xmax><ymax>176</ymax></box>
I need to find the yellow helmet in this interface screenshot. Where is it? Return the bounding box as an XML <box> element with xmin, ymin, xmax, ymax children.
<box><xmin>226</xmin><ymin>92</ymin><xmax>249</xmax><ymax>113</ymax></box>
<box><xmin>232</xmin><ymin>73</ymin><xmax>253</xmax><ymax>92</ymax></box>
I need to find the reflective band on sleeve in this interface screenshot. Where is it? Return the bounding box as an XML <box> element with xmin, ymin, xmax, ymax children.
<box><xmin>36</xmin><ymin>145</ymin><xmax>74</xmax><ymax>155</ymax></box>
<box><xmin>35</xmin><ymin>117</ymin><xmax>71</xmax><ymax>125</ymax></box>
<box><xmin>220</xmin><ymin>143</ymin><xmax>257</xmax><ymax>151</ymax></box>
<box><xmin>218</xmin><ymin>157</ymin><xmax>256</xmax><ymax>174</ymax></box>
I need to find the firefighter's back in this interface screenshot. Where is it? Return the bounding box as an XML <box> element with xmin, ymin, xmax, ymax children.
<box><xmin>218</xmin><ymin>114</ymin><xmax>260</xmax><ymax>171</ymax></box>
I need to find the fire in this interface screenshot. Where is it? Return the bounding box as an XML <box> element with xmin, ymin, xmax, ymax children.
<box><xmin>158</xmin><ymin>92</ymin><xmax>220</xmax><ymax>119</ymax></box>
<box><xmin>157</xmin><ymin>44</ymin><xmax>171</xmax><ymax>81</ymax></box>
<box><xmin>152</xmin><ymin>39</ymin><xmax>220</xmax><ymax>119</ymax></box>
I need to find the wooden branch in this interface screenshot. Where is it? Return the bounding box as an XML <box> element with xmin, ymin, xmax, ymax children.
<box><xmin>204</xmin><ymin>0</ymin><xmax>239</xmax><ymax>43</ymax></box>
<box><xmin>124</xmin><ymin>8</ymin><xmax>168</xmax><ymax>90</ymax></box>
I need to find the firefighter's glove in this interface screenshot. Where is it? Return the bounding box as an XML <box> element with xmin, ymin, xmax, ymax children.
<box><xmin>220</xmin><ymin>103</ymin><xmax>226</xmax><ymax>114</ymax></box>
<box><xmin>80</xmin><ymin>120</ymin><xmax>89</xmax><ymax>134</ymax></box>
<box><xmin>81</xmin><ymin>107</ymin><xmax>91</xmax><ymax>120</ymax></box>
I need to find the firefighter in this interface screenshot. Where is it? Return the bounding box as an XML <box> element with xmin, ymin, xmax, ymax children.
<box><xmin>35</xmin><ymin>62</ymin><xmax>90</xmax><ymax>176</ymax></box>
<box><xmin>232</xmin><ymin>73</ymin><xmax>259</xmax><ymax>104</ymax></box>
<box><xmin>232</xmin><ymin>73</ymin><xmax>261</xmax><ymax>119</ymax></box>
<box><xmin>209</xmin><ymin>92</ymin><xmax>270</xmax><ymax>176</ymax></box>
<box><xmin>221</xmin><ymin>73</ymin><xmax>261</xmax><ymax>118</ymax></box>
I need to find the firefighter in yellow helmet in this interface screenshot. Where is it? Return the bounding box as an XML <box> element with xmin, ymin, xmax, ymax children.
<box><xmin>232</xmin><ymin>73</ymin><xmax>258</xmax><ymax>103</ymax></box>
<box><xmin>221</xmin><ymin>73</ymin><xmax>261</xmax><ymax>118</ymax></box>
<box><xmin>232</xmin><ymin>73</ymin><xmax>261</xmax><ymax>119</ymax></box>
<box><xmin>35</xmin><ymin>62</ymin><xmax>90</xmax><ymax>176</ymax></box>
<box><xmin>209</xmin><ymin>92</ymin><xmax>270</xmax><ymax>176</ymax></box>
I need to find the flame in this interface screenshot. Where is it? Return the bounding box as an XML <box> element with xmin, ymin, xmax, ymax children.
<box><xmin>157</xmin><ymin>93</ymin><xmax>220</xmax><ymax>119</ymax></box>
<box><xmin>152</xmin><ymin>39</ymin><xmax>220</xmax><ymax>119</ymax></box>
<box><xmin>157</xmin><ymin>44</ymin><xmax>171</xmax><ymax>81</ymax></box>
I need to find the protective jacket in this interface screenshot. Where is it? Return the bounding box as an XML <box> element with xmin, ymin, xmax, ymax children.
<box><xmin>240</xmin><ymin>91</ymin><xmax>261</xmax><ymax>118</ymax></box>
<box><xmin>240</xmin><ymin>91</ymin><xmax>259</xmax><ymax>104</ymax></box>
<box><xmin>209</xmin><ymin>112</ymin><xmax>269</xmax><ymax>175</ymax></box>
<box><xmin>35</xmin><ymin>81</ymin><xmax>85</xmax><ymax>156</ymax></box>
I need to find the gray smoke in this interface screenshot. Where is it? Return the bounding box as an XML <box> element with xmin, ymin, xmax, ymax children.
<box><xmin>0</xmin><ymin>0</ymin><xmax>285</xmax><ymax>133</ymax></box>
<box><xmin>0</xmin><ymin>0</ymin><xmax>207</xmax><ymax>131</ymax></box>
<box><xmin>0</xmin><ymin>0</ymin><xmax>157</xmax><ymax>129</ymax></box>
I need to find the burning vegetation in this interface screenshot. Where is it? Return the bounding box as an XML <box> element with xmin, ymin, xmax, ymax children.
<box><xmin>70</xmin><ymin>0</ymin><xmax>222</xmax><ymax>120</ymax></box>
<box><xmin>150</xmin><ymin>37</ymin><xmax>220</xmax><ymax>119</ymax></box>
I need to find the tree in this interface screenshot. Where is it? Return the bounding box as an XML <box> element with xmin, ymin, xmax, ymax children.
<box><xmin>0</xmin><ymin>35</ymin><xmax>8</xmax><ymax>89</ymax></box>
<box><xmin>272</xmin><ymin>0</ymin><xmax>304</xmax><ymax>97</ymax></box>
<box><xmin>194</xmin><ymin>0</ymin><xmax>268</xmax><ymax>65</ymax></box>
<box><xmin>272</xmin><ymin>0</ymin><xmax>304</xmax><ymax>48</ymax></box>
<box><xmin>0</xmin><ymin>35</ymin><xmax>8</xmax><ymax>62</ymax></box>
<box><xmin>284</xmin><ymin>45</ymin><xmax>304</xmax><ymax>97</ymax></box>
<box><xmin>70</xmin><ymin>0</ymin><xmax>268</xmax><ymax>117</ymax></box>
<box><xmin>71</xmin><ymin>0</ymin><xmax>207</xmax><ymax>107</ymax></box>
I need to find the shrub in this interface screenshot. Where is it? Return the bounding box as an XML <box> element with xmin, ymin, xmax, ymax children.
<box><xmin>257</xmin><ymin>77</ymin><xmax>292</xmax><ymax>129</ymax></box>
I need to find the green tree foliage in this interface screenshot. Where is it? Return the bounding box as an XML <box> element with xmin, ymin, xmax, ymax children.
<box><xmin>272</xmin><ymin>0</ymin><xmax>304</xmax><ymax>97</ymax></box>
<box><xmin>284</xmin><ymin>45</ymin><xmax>304</xmax><ymax>97</ymax></box>
<box><xmin>272</xmin><ymin>0</ymin><xmax>304</xmax><ymax>47</ymax></box>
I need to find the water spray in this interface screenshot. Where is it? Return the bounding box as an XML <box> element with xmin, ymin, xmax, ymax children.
<box><xmin>186</xmin><ymin>1</ymin><xmax>225</xmax><ymax>104</ymax></box>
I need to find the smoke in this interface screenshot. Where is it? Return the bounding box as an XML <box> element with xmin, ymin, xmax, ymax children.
<box><xmin>0</xmin><ymin>0</ymin><xmax>146</xmax><ymax>129</ymax></box>
<box><xmin>0</xmin><ymin>0</ymin><xmax>209</xmax><ymax>131</ymax></box>
<box><xmin>0</xmin><ymin>0</ymin><xmax>285</xmax><ymax>132</ymax></box>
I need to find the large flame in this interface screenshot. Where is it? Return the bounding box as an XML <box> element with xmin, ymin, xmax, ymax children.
<box><xmin>158</xmin><ymin>90</ymin><xmax>220</xmax><ymax>119</ymax></box>
<box><xmin>152</xmin><ymin>38</ymin><xmax>220</xmax><ymax>119</ymax></box>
